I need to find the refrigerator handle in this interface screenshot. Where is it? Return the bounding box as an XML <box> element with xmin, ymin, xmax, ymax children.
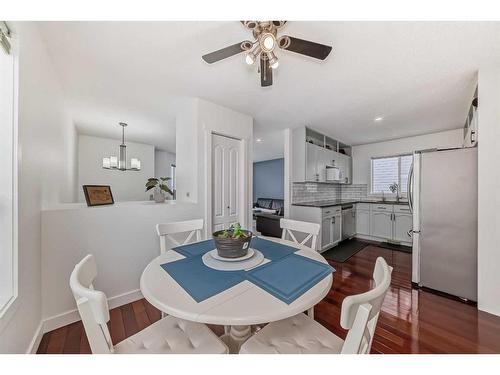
<box><xmin>407</xmin><ymin>161</ymin><xmax>414</xmax><ymax>213</ymax></box>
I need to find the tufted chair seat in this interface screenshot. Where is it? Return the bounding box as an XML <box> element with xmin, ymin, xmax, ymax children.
<box><xmin>240</xmin><ymin>257</ymin><xmax>392</xmax><ymax>354</ymax></box>
<box><xmin>115</xmin><ymin>315</ymin><xmax>228</xmax><ymax>354</ymax></box>
<box><xmin>70</xmin><ymin>254</ymin><xmax>228</xmax><ymax>354</ymax></box>
<box><xmin>239</xmin><ymin>313</ymin><xmax>343</xmax><ymax>354</ymax></box>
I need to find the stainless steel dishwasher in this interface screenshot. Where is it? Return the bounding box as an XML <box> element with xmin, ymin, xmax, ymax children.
<box><xmin>341</xmin><ymin>204</ymin><xmax>356</xmax><ymax>240</ymax></box>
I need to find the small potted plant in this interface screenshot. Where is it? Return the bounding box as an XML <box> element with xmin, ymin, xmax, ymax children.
<box><xmin>388</xmin><ymin>182</ymin><xmax>400</xmax><ymax>202</ymax></box>
<box><xmin>146</xmin><ymin>177</ymin><xmax>173</xmax><ymax>203</ymax></box>
<box><xmin>213</xmin><ymin>223</ymin><xmax>253</xmax><ymax>258</ymax></box>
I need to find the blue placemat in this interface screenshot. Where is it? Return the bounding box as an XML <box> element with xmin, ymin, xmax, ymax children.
<box><xmin>246</xmin><ymin>254</ymin><xmax>335</xmax><ymax>304</ymax></box>
<box><xmin>160</xmin><ymin>256</ymin><xmax>245</xmax><ymax>302</ymax></box>
<box><xmin>172</xmin><ymin>239</ymin><xmax>215</xmax><ymax>257</ymax></box>
<box><xmin>250</xmin><ymin>237</ymin><xmax>297</xmax><ymax>261</ymax></box>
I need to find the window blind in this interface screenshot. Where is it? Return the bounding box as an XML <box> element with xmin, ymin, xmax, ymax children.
<box><xmin>0</xmin><ymin>21</ymin><xmax>11</xmax><ymax>54</ymax></box>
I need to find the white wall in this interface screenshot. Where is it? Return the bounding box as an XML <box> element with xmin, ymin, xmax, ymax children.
<box><xmin>154</xmin><ymin>149</ymin><xmax>175</xmax><ymax>179</ymax></box>
<box><xmin>477</xmin><ymin>67</ymin><xmax>500</xmax><ymax>317</ymax></box>
<box><xmin>41</xmin><ymin>201</ymin><xmax>200</xmax><ymax>330</ymax></box>
<box><xmin>176</xmin><ymin>98</ymin><xmax>254</xmax><ymax>234</ymax></box>
<box><xmin>39</xmin><ymin>97</ymin><xmax>254</xmax><ymax>333</ymax></box>
<box><xmin>352</xmin><ymin>129</ymin><xmax>464</xmax><ymax>186</ymax></box>
<box><xmin>78</xmin><ymin>134</ymin><xmax>155</xmax><ymax>202</ymax></box>
<box><xmin>0</xmin><ymin>22</ymin><xmax>77</xmax><ymax>353</ymax></box>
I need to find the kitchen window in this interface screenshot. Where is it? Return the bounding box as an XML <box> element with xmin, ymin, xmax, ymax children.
<box><xmin>371</xmin><ymin>154</ymin><xmax>412</xmax><ymax>196</ymax></box>
<box><xmin>0</xmin><ymin>21</ymin><xmax>18</xmax><ymax>320</ymax></box>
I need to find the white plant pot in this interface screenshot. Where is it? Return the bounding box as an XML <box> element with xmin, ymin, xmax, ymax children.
<box><xmin>153</xmin><ymin>190</ymin><xmax>165</xmax><ymax>203</ymax></box>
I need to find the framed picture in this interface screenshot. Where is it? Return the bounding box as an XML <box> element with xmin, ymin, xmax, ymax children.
<box><xmin>82</xmin><ymin>185</ymin><xmax>114</xmax><ymax>207</ymax></box>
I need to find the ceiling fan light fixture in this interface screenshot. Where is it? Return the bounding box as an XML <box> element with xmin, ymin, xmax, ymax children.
<box><xmin>245</xmin><ymin>44</ymin><xmax>261</xmax><ymax>65</ymax></box>
<box><xmin>268</xmin><ymin>52</ymin><xmax>279</xmax><ymax>69</ymax></box>
<box><xmin>260</xmin><ymin>33</ymin><xmax>276</xmax><ymax>52</ymax></box>
<box><xmin>245</xmin><ymin>52</ymin><xmax>255</xmax><ymax>65</ymax></box>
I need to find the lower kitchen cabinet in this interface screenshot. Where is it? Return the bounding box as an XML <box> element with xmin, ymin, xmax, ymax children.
<box><xmin>357</xmin><ymin>203</ymin><xmax>412</xmax><ymax>246</ymax></box>
<box><xmin>321</xmin><ymin>216</ymin><xmax>332</xmax><ymax>249</ymax></box>
<box><xmin>355</xmin><ymin>209</ymin><xmax>370</xmax><ymax>236</ymax></box>
<box><xmin>370</xmin><ymin>211</ymin><xmax>393</xmax><ymax>239</ymax></box>
<box><xmin>393</xmin><ymin>213</ymin><xmax>413</xmax><ymax>243</ymax></box>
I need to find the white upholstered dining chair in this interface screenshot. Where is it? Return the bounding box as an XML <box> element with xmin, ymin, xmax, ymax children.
<box><xmin>69</xmin><ymin>254</ymin><xmax>228</xmax><ymax>354</ymax></box>
<box><xmin>239</xmin><ymin>257</ymin><xmax>392</xmax><ymax>354</ymax></box>
<box><xmin>280</xmin><ymin>218</ymin><xmax>320</xmax><ymax>251</ymax></box>
<box><xmin>156</xmin><ymin>219</ymin><xmax>204</xmax><ymax>254</ymax></box>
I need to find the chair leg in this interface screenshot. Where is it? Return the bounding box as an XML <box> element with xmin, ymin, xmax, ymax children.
<box><xmin>307</xmin><ymin>307</ymin><xmax>314</xmax><ymax>319</ymax></box>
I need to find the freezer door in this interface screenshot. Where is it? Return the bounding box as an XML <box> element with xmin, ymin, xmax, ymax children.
<box><xmin>419</xmin><ymin>148</ymin><xmax>478</xmax><ymax>301</ymax></box>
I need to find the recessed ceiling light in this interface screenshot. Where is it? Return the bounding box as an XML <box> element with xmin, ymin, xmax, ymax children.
<box><xmin>374</xmin><ymin>117</ymin><xmax>384</xmax><ymax>122</ymax></box>
<box><xmin>256</xmin><ymin>138</ymin><xmax>263</xmax><ymax>143</ymax></box>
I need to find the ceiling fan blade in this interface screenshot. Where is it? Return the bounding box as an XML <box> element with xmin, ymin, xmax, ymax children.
<box><xmin>202</xmin><ymin>41</ymin><xmax>251</xmax><ymax>64</ymax></box>
<box><xmin>278</xmin><ymin>35</ymin><xmax>332</xmax><ymax>60</ymax></box>
<box><xmin>260</xmin><ymin>57</ymin><xmax>273</xmax><ymax>87</ymax></box>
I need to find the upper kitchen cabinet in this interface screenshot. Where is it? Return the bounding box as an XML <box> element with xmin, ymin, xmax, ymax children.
<box><xmin>291</xmin><ymin>126</ymin><xmax>352</xmax><ymax>184</ymax></box>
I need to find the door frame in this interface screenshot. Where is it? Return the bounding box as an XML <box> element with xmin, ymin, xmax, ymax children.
<box><xmin>204</xmin><ymin>131</ymin><xmax>251</xmax><ymax>237</ymax></box>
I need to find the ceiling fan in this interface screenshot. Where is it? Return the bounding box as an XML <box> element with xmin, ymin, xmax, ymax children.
<box><xmin>202</xmin><ymin>21</ymin><xmax>332</xmax><ymax>87</ymax></box>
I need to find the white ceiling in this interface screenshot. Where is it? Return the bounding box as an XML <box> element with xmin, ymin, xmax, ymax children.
<box><xmin>39</xmin><ymin>21</ymin><xmax>500</xmax><ymax>156</ymax></box>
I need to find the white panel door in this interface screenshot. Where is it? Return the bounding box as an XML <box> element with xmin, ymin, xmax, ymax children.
<box><xmin>212</xmin><ymin>134</ymin><xmax>240</xmax><ymax>232</ymax></box>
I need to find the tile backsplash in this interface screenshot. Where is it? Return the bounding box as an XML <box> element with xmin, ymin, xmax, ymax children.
<box><xmin>292</xmin><ymin>183</ymin><xmax>368</xmax><ymax>203</ymax></box>
<box><xmin>341</xmin><ymin>184</ymin><xmax>369</xmax><ymax>200</ymax></box>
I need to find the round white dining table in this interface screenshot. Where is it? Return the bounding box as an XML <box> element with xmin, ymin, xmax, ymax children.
<box><xmin>140</xmin><ymin>236</ymin><xmax>333</xmax><ymax>353</ymax></box>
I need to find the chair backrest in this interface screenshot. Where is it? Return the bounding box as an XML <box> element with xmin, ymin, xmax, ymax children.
<box><xmin>156</xmin><ymin>219</ymin><xmax>204</xmax><ymax>254</ymax></box>
<box><xmin>280</xmin><ymin>218</ymin><xmax>320</xmax><ymax>250</ymax></box>
<box><xmin>69</xmin><ymin>254</ymin><xmax>114</xmax><ymax>354</ymax></box>
<box><xmin>340</xmin><ymin>257</ymin><xmax>393</xmax><ymax>354</ymax></box>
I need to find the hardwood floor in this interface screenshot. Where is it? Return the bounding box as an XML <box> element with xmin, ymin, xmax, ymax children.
<box><xmin>37</xmin><ymin>245</ymin><xmax>500</xmax><ymax>354</ymax></box>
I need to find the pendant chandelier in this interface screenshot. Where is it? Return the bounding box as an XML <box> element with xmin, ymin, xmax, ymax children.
<box><xmin>102</xmin><ymin>122</ymin><xmax>141</xmax><ymax>171</ymax></box>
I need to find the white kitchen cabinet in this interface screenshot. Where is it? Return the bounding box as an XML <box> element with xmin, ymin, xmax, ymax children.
<box><xmin>332</xmin><ymin>214</ymin><xmax>342</xmax><ymax>244</ymax></box>
<box><xmin>291</xmin><ymin>126</ymin><xmax>352</xmax><ymax>184</ymax></box>
<box><xmin>305</xmin><ymin>142</ymin><xmax>319</xmax><ymax>182</ymax></box>
<box><xmin>289</xmin><ymin>205</ymin><xmax>342</xmax><ymax>252</ymax></box>
<box><xmin>370</xmin><ymin>211</ymin><xmax>393</xmax><ymax>239</ymax></box>
<box><xmin>393</xmin><ymin>213</ymin><xmax>412</xmax><ymax>243</ymax></box>
<box><xmin>356</xmin><ymin>209</ymin><xmax>370</xmax><ymax>236</ymax></box>
<box><xmin>321</xmin><ymin>216</ymin><xmax>333</xmax><ymax>249</ymax></box>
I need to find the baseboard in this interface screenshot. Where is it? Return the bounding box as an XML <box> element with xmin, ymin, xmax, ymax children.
<box><xmin>26</xmin><ymin>321</ymin><xmax>44</xmax><ymax>354</ymax></box>
<box><xmin>42</xmin><ymin>289</ymin><xmax>143</xmax><ymax>334</ymax></box>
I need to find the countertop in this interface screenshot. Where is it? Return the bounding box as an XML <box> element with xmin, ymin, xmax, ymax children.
<box><xmin>292</xmin><ymin>199</ymin><xmax>409</xmax><ymax>208</ymax></box>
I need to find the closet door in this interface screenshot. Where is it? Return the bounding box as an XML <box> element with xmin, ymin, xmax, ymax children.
<box><xmin>212</xmin><ymin>134</ymin><xmax>240</xmax><ymax>232</ymax></box>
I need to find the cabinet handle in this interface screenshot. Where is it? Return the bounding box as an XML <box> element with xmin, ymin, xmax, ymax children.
<box><xmin>332</xmin><ymin>217</ymin><xmax>335</xmax><ymax>224</ymax></box>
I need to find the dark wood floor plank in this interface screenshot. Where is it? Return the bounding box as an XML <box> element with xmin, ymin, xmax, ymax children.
<box><xmin>144</xmin><ymin>299</ymin><xmax>161</xmax><ymax>323</ymax></box>
<box><xmin>63</xmin><ymin>321</ymin><xmax>83</xmax><ymax>354</ymax></box>
<box><xmin>36</xmin><ymin>331</ymin><xmax>52</xmax><ymax>354</ymax></box>
<box><xmin>132</xmin><ymin>299</ymin><xmax>151</xmax><ymax>331</ymax></box>
<box><xmin>80</xmin><ymin>329</ymin><xmax>91</xmax><ymax>354</ymax></box>
<box><xmin>36</xmin><ymin>244</ymin><xmax>500</xmax><ymax>354</ymax></box>
<box><xmin>121</xmin><ymin>303</ymin><xmax>140</xmax><ymax>338</ymax></box>
<box><xmin>45</xmin><ymin>326</ymin><xmax>68</xmax><ymax>354</ymax></box>
<box><xmin>108</xmin><ymin>307</ymin><xmax>126</xmax><ymax>345</ymax></box>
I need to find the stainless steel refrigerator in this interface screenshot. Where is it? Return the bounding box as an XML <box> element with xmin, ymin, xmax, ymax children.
<box><xmin>409</xmin><ymin>147</ymin><xmax>477</xmax><ymax>301</ymax></box>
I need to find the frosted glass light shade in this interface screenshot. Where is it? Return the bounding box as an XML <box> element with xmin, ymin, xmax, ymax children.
<box><xmin>131</xmin><ymin>158</ymin><xmax>141</xmax><ymax>170</ymax></box>
<box><xmin>110</xmin><ymin>156</ymin><xmax>118</xmax><ymax>168</ymax></box>
<box><xmin>102</xmin><ymin>157</ymin><xmax>111</xmax><ymax>169</ymax></box>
